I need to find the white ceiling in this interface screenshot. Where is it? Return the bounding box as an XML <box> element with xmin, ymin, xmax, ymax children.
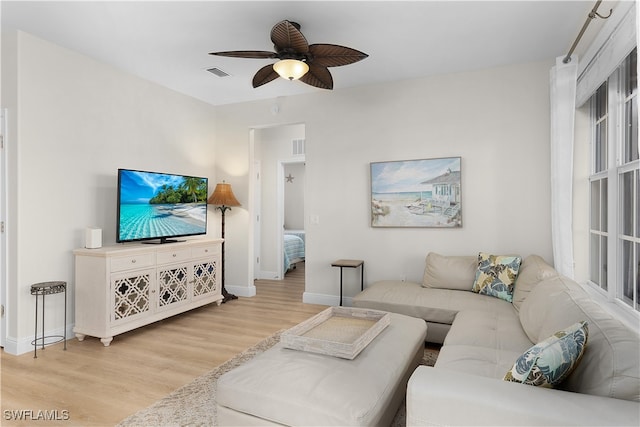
<box><xmin>1</xmin><ymin>1</ymin><xmax>615</xmax><ymax>106</ymax></box>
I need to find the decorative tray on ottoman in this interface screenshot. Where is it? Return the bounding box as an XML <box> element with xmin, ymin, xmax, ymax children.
<box><xmin>281</xmin><ymin>306</ymin><xmax>390</xmax><ymax>359</ymax></box>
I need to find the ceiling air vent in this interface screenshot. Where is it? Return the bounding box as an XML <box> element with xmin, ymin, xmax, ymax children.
<box><xmin>292</xmin><ymin>139</ymin><xmax>305</xmax><ymax>156</ymax></box>
<box><xmin>207</xmin><ymin>67</ymin><xmax>230</xmax><ymax>77</ymax></box>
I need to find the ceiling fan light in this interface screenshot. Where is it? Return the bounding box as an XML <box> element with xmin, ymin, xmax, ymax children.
<box><xmin>273</xmin><ymin>59</ymin><xmax>309</xmax><ymax>80</ymax></box>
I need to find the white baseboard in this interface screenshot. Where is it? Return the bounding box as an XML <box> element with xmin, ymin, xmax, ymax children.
<box><xmin>256</xmin><ymin>270</ymin><xmax>280</xmax><ymax>280</ymax></box>
<box><xmin>4</xmin><ymin>324</ymin><xmax>75</xmax><ymax>356</ymax></box>
<box><xmin>225</xmin><ymin>284</ymin><xmax>256</xmax><ymax>298</ymax></box>
<box><xmin>302</xmin><ymin>292</ymin><xmax>346</xmax><ymax>307</ymax></box>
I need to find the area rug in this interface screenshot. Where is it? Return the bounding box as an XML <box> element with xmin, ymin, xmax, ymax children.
<box><xmin>117</xmin><ymin>331</ymin><xmax>438</xmax><ymax>427</ymax></box>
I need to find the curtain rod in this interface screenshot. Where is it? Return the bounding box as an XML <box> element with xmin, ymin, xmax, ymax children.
<box><xmin>563</xmin><ymin>0</ymin><xmax>612</xmax><ymax>64</ymax></box>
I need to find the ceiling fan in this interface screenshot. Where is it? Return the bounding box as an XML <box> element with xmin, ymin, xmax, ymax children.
<box><xmin>209</xmin><ymin>20</ymin><xmax>368</xmax><ymax>90</ymax></box>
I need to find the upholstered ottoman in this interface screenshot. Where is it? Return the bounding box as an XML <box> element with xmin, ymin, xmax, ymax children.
<box><xmin>216</xmin><ymin>312</ymin><xmax>427</xmax><ymax>426</ymax></box>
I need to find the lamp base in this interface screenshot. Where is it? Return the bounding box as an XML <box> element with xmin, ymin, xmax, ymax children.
<box><xmin>222</xmin><ymin>287</ymin><xmax>238</xmax><ymax>303</ymax></box>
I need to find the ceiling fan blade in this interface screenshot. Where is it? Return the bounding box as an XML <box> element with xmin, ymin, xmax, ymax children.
<box><xmin>271</xmin><ymin>20</ymin><xmax>309</xmax><ymax>53</ymax></box>
<box><xmin>309</xmin><ymin>44</ymin><xmax>369</xmax><ymax>67</ymax></box>
<box><xmin>299</xmin><ymin>64</ymin><xmax>333</xmax><ymax>90</ymax></box>
<box><xmin>209</xmin><ymin>50</ymin><xmax>276</xmax><ymax>59</ymax></box>
<box><xmin>252</xmin><ymin>64</ymin><xmax>280</xmax><ymax>88</ymax></box>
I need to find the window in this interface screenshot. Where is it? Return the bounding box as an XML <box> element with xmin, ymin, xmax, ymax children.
<box><xmin>589</xmin><ymin>48</ymin><xmax>639</xmax><ymax>312</ymax></box>
<box><xmin>590</xmin><ymin>81</ymin><xmax>608</xmax><ymax>290</ymax></box>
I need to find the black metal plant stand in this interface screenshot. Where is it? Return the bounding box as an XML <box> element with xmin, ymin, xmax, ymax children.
<box><xmin>31</xmin><ymin>281</ymin><xmax>67</xmax><ymax>358</ymax></box>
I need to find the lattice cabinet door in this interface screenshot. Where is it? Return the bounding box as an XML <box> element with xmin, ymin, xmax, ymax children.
<box><xmin>157</xmin><ymin>263</ymin><xmax>190</xmax><ymax>311</ymax></box>
<box><xmin>191</xmin><ymin>259</ymin><xmax>219</xmax><ymax>300</ymax></box>
<box><xmin>111</xmin><ymin>268</ymin><xmax>155</xmax><ymax>325</ymax></box>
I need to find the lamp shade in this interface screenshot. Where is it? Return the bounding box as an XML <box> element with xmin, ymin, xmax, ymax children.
<box><xmin>273</xmin><ymin>59</ymin><xmax>309</xmax><ymax>80</ymax></box>
<box><xmin>207</xmin><ymin>182</ymin><xmax>241</xmax><ymax>207</ymax></box>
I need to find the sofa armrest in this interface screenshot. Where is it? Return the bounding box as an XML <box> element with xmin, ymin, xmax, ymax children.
<box><xmin>407</xmin><ymin>366</ymin><xmax>640</xmax><ymax>426</ymax></box>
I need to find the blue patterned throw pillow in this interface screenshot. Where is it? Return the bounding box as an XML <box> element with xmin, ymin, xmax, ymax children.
<box><xmin>504</xmin><ymin>321</ymin><xmax>589</xmax><ymax>387</ymax></box>
<box><xmin>471</xmin><ymin>252</ymin><xmax>522</xmax><ymax>302</ymax></box>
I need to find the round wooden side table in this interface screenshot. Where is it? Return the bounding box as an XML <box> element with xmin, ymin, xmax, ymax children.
<box><xmin>30</xmin><ymin>281</ymin><xmax>67</xmax><ymax>358</ymax></box>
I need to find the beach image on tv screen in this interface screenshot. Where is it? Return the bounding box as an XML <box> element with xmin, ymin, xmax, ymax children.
<box><xmin>118</xmin><ymin>170</ymin><xmax>207</xmax><ymax>241</ymax></box>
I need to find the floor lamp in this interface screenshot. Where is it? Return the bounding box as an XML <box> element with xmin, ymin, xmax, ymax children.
<box><xmin>208</xmin><ymin>181</ymin><xmax>240</xmax><ymax>303</ymax></box>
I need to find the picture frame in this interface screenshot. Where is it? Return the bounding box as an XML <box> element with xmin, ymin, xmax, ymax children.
<box><xmin>370</xmin><ymin>157</ymin><xmax>462</xmax><ymax>228</ymax></box>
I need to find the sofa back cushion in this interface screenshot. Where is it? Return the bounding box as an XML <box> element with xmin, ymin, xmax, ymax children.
<box><xmin>504</xmin><ymin>321</ymin><xmax>589</xmax><ymax>388</ymax></box>
<box><xmin>422</xmin><ymin>253</ymin><xmax>477</xmax><ymax>291</ymax></box>
<box><xmin>512</xmin><ymin>255</ymin><xmax>558</xmax><ymax>312</ymax></box>
<box><xmin>519</xmin><ymin>275</ymin><xmax>640</xmax><ymax>401</ymax></box>
<box><xmin>519</xmin><ymin>277</ymin><xmax>566</xmax><ymax>343</ymax></box>
<box><xmin>542</xmin><ymin>292</ymin><xmax>640</xmax><ymax>402</ymax></box>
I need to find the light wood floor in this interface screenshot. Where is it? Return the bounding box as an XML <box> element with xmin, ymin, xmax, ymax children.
<box><xmin>1</xmin><ymin>263</ymin><xmax>324</xmax><ymax>426</ymax></box>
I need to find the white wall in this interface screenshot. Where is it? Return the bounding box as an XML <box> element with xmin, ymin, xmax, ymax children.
<box><xmin>1</xmin><ymin>31</ymin><xmax>219</xmax><ymax>354</ymax></box>
<box><xmin>215</xmin><ymin>59</ymin><xmax>554</xmax><ymax>305</ymax></box>
<box><xmin>1</xmin><ymin>30</ymin><xmax>19</xmax><ymax>351</ymax></box>
<box><xmin>1</xmin><ymin>31</ymin><xmax>557</xmax><ymax>353</ymax></box>
<box><xmin>284</xmin><ymin>163</ymin><xmax>305</xmax><ymax>230</ymax></box>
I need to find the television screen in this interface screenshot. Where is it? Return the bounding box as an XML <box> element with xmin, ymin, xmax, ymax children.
<box><xmin>117</xmin><ymin>169</ymin><xmax>208</xmax><ymax>243</ymax></box>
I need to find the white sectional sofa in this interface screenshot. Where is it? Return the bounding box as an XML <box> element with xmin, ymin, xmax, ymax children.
<box><xmin>353</xmin><ymin>253</ymin><xmax>640</xmax><ymax>426</ymax></box>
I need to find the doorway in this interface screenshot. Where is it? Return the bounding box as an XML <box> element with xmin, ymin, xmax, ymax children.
<box><xmin>281</xmin><ymin>159</ymin><xmax>305</xmax><ymax>279</ymax></box>
<box><xmin>250</xmin><ymin>123</ymin><xmax>306</xmax><ymax>283</ymax></box>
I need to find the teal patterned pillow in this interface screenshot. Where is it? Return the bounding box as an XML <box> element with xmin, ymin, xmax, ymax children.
<box><xmin>504</xmin><ymin>321</ymin><xmax>589</xmax><ymax>387</ymax></box>
<box><xmin>472</xmin><ymin>252</ymin><xmax>522</xmax><ymax>302</ymax></box>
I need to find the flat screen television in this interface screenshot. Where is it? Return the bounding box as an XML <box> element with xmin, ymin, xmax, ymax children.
<box><xmin>117</xmin><ymin>168</ymin><xmax>208</xmax><ymax>244</ymax></box>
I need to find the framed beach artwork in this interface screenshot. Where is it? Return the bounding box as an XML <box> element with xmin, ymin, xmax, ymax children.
<box><xmin>370</xmin><ymin>157</ymin><xmax>462</xmax><ymax>228</ymax></box>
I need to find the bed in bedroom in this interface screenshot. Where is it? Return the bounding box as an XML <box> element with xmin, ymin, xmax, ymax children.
<box><xmin>283</xmin><ymin>230</ymin><xmax>305</xmax><ymax>272</ymax></box>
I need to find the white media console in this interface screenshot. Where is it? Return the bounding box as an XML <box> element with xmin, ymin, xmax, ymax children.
<box><xmin>73</xmin><ymin>238</ymin><xmax>223</xmax><ymax>346</ymax></box>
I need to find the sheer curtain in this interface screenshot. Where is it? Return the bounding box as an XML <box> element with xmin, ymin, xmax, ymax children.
<box><xmin>550</xmin><ymin>56</ymin><xmax>578</xmax><ymax>278</ymax></box>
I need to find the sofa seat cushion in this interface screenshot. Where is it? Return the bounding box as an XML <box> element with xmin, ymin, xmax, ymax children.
<box><xmin>353</xmin><ymin>280</ymin><xmax>515</xmax><ymax>326</ymax></box>
<box><xmin>435</xmin><ymin>307</ymin><xmax>532</xmax><ymax>379</ymax></box>
<box><xmin>442</xmin><ymin>309</ymin><xmax>532</xmax><ymax>353</ymax></box>
<box><xmin>435</xmin><ymin>345</ymin><xmax>525</xmax><ymax>379</ymax></box>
